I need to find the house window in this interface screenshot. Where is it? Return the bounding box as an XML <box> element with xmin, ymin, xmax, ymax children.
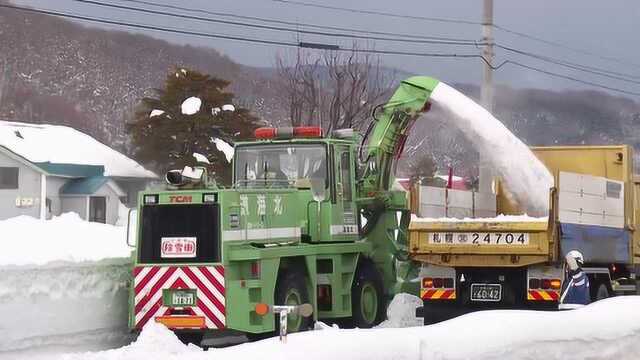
<box><xmin>0</xmin><ymin>167</ymin><xmax>19</xmax><ymax>189</ymax></box>
<box><xmin>90</xmin><ymin>196</ymin><xmax>107</xmax><ymax>223</ymax></box>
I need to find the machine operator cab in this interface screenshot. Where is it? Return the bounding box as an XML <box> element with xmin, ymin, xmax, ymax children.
<box><xmin>233</xmin><ymin>126</ymin><xmax>359</xmax><ymax>242</ymax></box>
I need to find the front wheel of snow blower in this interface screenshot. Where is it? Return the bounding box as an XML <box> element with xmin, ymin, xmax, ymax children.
<box><xmin>274</xmin><ymin>270</ymin><xmax>313</xmax><ymax>334</ymax></box>
<box><xmin>350</xmin><ymin>260</ymin><xmax>384</xmax><ymax>328</ymax></box>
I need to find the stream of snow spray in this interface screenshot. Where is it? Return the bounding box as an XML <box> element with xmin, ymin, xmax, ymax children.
<box><xmin>429</xmin><ymin>82</ymin><xmax>554</xmax><ymax>215</ymax></box>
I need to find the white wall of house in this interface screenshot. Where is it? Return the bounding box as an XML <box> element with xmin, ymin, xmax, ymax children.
<box><xmin>93</xmin><ymin>182</ymin><xmax>124</xmax><ymax>225</ymax></box>
<box><xmin>45</xmin><ymin>176</ymin><xmax>67</xmax><ymax>219</ymax></box>
<box><xmin>0</xmin><ymin>152</ymin><xmax>42</xmax><ymax>220</ymax></box>
<box><xmin>61</xmin><ymin>196</ymin><xmax>88</xmax><ymax>220</ymax></box>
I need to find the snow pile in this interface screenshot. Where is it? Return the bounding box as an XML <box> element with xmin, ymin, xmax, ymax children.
<box><xmin>411</xmin><ymin>214</ymin><xmax>548</xmax><ymax>223</ymax></box>
<box><xmin>0</xmin><ymin>214</ymin><xmax>133</xmax><ymax>354</ymax></box>
<box><xmin>0</xmin><ymin>213</ymin><xmax>130</xmax><ymax>266</ymax></box>
<box><xmin>62</xmin><ymin>296</ymin><xmax>640</xmax><ymax>360</ymax></box>
<box><xmin>377</xmin><ymin>293</ymin><xmax>423</xmax><ymax>328</ymax></box>
<box><xmin>221</xmin><ymin>104</ymin><xmax>235</xmax><ymax>112</ymax></box>
<box><xmin>149</xmin><ymin>109</ymin><xmax>165</xmax><ymax>118</ymax></box>
<box><xmin>429</xmin><ymin>82</ymin><xmax>554</xmax><ymax>215</ymax></box>
<box><xmin>0</xmin><ymin>121</ymin><xmax>156</xmax><ymax>178</ymax></box>
<box><xmin>181</xmin><ymin>96</ymin><xmax>202</xmax><ymax>115</ymax></box>
<box><xmin>211</xmin><ymin>137</ymin><xmax>234</xmax><ymax>163</ymax></box>
<box><xmin>0</xmin><ymin>259</ymin><xmax>132</xmax><ymax>353</ymax></box>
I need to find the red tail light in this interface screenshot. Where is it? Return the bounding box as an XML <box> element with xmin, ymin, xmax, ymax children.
<box><xmin>433</xmin><ymin>278</ymin><xmax>444</xmax><ymax>288</ymax></box>
<box><xmin>250</xmin><ymin>261</ymin><xmax>260</xmax><ymax>278</ymax></box>
<box><xmin>541</xmin><ymin>279</ymin><xmax>551</xmax><ymax>289</ymax></box>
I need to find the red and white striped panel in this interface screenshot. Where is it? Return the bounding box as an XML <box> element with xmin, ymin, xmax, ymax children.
<box><xmin>133</xmin><ymin>265</ymin><xmax>225</xmax><ymax>329</ymax></box>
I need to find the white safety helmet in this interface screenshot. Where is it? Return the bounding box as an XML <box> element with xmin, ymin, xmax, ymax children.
<box><xmin>565</xmin><ymin>250</ymin><xmax>584</xmax><ymax>271</ymax></box>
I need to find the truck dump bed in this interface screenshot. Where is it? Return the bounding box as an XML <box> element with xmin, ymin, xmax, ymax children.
<box><xmin>409</xmin><ymin>216</ymin><xmax>552</xmax><ymax>267</ymax></box>
<box><xmin>409</xmin><ymin>145</ymin><xmax>640</xmax><ymax>268</ymax></box>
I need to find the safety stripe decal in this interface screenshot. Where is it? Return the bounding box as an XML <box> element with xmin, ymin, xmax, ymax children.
<box><xmin>420</xmin><ymin>288</ymin><xmax>456</xmax><ymax>300</ymax></box>
<box><xmin>133</xmin><ymin>265</ymin><xmax>225</xmax><ymax>329</ymax></box>
<box><xmin>527</xmin><ymin>289</ymin><xmax>559</xmax><ymax>301</ymax></box>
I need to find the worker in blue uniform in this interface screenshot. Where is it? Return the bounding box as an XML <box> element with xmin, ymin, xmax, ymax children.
<box><xmin>559</xmin><ymin>250</ymin><xmax>590</xmax><ymax>310</ymax></box>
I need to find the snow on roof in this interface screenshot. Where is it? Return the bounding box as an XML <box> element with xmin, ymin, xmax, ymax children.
<box><xmin>0</xmin><ymin>121</ymin><xmax>157</xmax><ymax>178</ymax></box>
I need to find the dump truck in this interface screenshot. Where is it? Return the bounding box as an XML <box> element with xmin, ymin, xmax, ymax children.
<box><xmin>410</xmin><ymin>145</ymin><xmax>640</xmax><ymax>323</ymax></box>
<box><xmin>127</xmin><ymin>76</ymin><xmax>446</xmax><ymax>344</ymax></box>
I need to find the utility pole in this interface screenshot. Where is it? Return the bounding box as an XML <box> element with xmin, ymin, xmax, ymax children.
<box><xmin>480</xmin><ymin>0</ymin><xmax>494</xmax><ymax>113</ymax></box>
<box><xmin>478</xmin><ymin>0</ymin><xmax>494</xmax><ymax>194</ymax></box>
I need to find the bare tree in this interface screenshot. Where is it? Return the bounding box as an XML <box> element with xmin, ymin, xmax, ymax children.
<box><xmin>275</xmin><ymin>44</ymin><xmax>394</xmax><ymax>132</ymax></box>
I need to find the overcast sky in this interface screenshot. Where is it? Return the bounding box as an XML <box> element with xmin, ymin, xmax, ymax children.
<box><xmin>12</xmin><ymin>0</ymin><xmax>640</xmax><ymax>97</ymax></box>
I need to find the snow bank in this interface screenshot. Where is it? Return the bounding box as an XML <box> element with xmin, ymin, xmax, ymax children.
<box><xmin>0</xmin><ymin>259</ymin><xmax>132</xmax><ymax>353</ymax></box>
<box><xmin>0</xmin><ymin>213</ymin><xmax>131</xmax><ymax>266</ymax></box>
<box><xmin>429</xmin><ymin>82</ymin><xmax>554</xmax><ymax>215</ymax></box>
<box><xmin>0</xmin><ymin>213</ymin><xmax>133</xmax><ymax>354</ymax></box>
<box><xmin>62</xmin><ymin>296</ymin><xmax>640</xmax><ymax>360</ymax></box>
<box><xmin>0</xmin><ymin>121</ymin><xmax>156</xmax><ymax>178</ymax></box>
<box><xmin>411</xmin><ymin>214</ymin><xmax>548</xmax><ymax>223</ymax></box>
<box><xmin>377</xmin><ymin>293</ymin><xmax>423</xmax><ymax>328</ymax></box>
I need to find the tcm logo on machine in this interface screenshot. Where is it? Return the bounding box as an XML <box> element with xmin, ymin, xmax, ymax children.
<box><xmin>169</xmin><ymin>195</ymin><xmax>193</xmax><ymax>203</ymax></box>
<box><xmin>161</xmin><ymin>237</ymin><xmax>197</xmax><ymax>258</ymax></box>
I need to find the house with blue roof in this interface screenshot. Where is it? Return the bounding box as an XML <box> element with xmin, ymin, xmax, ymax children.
<box><xmin>0</xmin><ymin>121</ymin><xmax>158</xmax><ymax>224</ymax></box>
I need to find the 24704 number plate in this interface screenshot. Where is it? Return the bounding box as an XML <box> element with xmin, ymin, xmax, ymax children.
<box><xmin>427</xmin><ymin>232</ymin><xmax>529</xmax><ymax>245</ymax></box>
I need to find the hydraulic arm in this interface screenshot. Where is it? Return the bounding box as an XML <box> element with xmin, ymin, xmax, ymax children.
<box><xmin>359</xmin><ymin>76</ymin><xmax>439</xmax><ymax>196</ymax></box>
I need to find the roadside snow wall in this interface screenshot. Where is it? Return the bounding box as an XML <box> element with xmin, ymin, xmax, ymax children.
<box><xmin>65</xmin><ymin>296</ymin><xmax>640</xmax><ymax>360</ymax></box>
<box><xmin>429</xmin><ymin>82</ymin><xmax>554</xmax><ymax>215</ymax></box>
<box><xmin>0</xmin><ymin>213</ymin><xmax>133</xmax><ymax>353</ymax></box>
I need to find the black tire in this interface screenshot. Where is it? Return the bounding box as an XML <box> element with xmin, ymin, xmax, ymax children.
<box><xmin>274</xmin><ymin>270</ymin><xmax>313</xmax><ymax>334</ymax></box>
<box><xmin>350</xmin><ymin>260</ymin><xmax>385</xmax><ymax>328</ymax></box>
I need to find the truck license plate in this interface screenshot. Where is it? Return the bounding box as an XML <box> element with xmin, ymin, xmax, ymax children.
<box><xmin>163</xmin><ymin>289</ymin><xmax>197</xmax><ymax>307</ymax></box>
<box><xmin>428</xmin><ymin>232</ymin><xmax>529</xmax><ymax>245</ymax></box>
<box><xmin>470</xmin><ymin>284</ymin><xmax>502</xmax><ymax>302</ymax></box>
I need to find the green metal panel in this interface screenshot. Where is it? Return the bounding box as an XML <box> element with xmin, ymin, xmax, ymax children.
<box><xmin>60</xmin><ymin>176</ymin><xmax>109</xmax><ymax>195</ymax></box>
<box><xmin>34</xmin><ymin>162</ymin><xmax>104</xmax><ymax>177</ymax></box>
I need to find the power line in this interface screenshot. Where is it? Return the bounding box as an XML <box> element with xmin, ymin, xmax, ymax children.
<box><xmin>495</xmin><ymin>44</ymin><xmax>640</xmax><ymax>85</ymax></box>
<box><xmin>505</xmin><ymin>61</ymin><xmax>640</xmax><ymax>97</ymax></box>
<box><xmin>271</xmin><ymin>0</ymin><xmax>640</xmax><ymax>70</ymax></box>
<box><xmin>73</xmin><ymin>0</ymin><xmax>484</xmax><ymax>46</ymax></box>
<box><xmin>271</xmin><ymin>0</ymin><xmax>482</xmax><ymax>26</ymax></box>
<box><xmin>492</xmin><ymin>24</ymin><xmax>640</xmax><ymax>70</ymax></box>
<box><xmin>95</xmin><ymin>0</ymin><xmax>640</xmax><ymax>84</ymax></box>
<box><xmin>116</xmin><ymin>0</ymin><xmax>479</xmax><ymax>43</ymax></box>
<box><xmin>1</xmin><ymin>3</ymin><xmax>639</xmax><ymax>97</ymax></box>
<box><xmin>0</xmin><ymin>4</ymin><xmax>480</xmax><ymax>57</ymax></box>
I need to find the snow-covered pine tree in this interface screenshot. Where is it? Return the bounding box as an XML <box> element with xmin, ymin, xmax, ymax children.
<box><xmin>128</xmin><ymin>67</ymin><xmax>261</xmax><ymax>185</ymax></box>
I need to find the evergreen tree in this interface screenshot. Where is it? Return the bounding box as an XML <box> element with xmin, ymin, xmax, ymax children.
<box><xmin>128</xmin><ymin>67</ymin><xmax>261</xmax><ymax>184</ymax></box>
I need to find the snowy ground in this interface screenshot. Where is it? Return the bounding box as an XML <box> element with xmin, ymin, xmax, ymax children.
<box><xmin>3</xmin><ymin>214</ymin><xmax>640</xmax><ymax>360</ymax></box>
<box><xmin>0</xmin><ymin>214</ymin><xmax>133</xmax><ymax>358</ymax></box>
<box><xmin>57</xmin><ymin>296</ymin><xmax>640</xmax><ymax>360</ymax></box>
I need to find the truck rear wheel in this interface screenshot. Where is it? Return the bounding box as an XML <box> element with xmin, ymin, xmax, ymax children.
<box><xmin>275</xmin><ymin>271</ymin><xmax>313</xmax><ymax>333</ymax></box>
<box><xmin>350</xmin><ymin>260</ymin><xmax>384</xmax><ymax>328</ymax></box>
